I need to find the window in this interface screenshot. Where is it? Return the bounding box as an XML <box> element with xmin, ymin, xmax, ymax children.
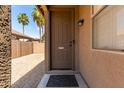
<box><xmin>93</xmin><ymin>6</ymin><xmax>124</xmax><ymax>51</ymax></box>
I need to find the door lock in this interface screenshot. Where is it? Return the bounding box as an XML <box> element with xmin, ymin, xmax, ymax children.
<box><xmin>69</xmin><ymin>40</ymin><xmax>75</xmax><ymax>47</ymax></box>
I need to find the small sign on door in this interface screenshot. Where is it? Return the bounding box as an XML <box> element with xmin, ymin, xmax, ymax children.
<box><xmin>58</xmin><ymin>47</ymin><xmax>64</xmax><ymax>49</ymax></box>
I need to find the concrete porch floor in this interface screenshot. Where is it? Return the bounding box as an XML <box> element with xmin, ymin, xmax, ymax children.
<box><xmin>37</xmin><ymin>70</ymin><xmax>88</xmax><ymax>88</ymax></box>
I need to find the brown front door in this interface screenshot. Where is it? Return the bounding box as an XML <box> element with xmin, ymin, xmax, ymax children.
<box><xmin>50</xmin><ymin>9</ymin><xmax>74</xmax><ymax>70</ymax></box>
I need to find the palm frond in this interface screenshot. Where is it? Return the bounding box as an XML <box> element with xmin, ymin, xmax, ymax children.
<box><xmin>31</xmin><ymin>7</ymin><xmax>45</xmax><ymax>27</ymax></box>
<box><xmin>17</xmin><ymin>13</ymin><xmax>29</xmax><ymax>26</ymax></box>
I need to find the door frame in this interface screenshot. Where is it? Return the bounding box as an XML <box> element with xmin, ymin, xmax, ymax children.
<box><xmin>49</xmin><ymin>7</ymin><xmax>75</xmax><ymax>70</ymax></box>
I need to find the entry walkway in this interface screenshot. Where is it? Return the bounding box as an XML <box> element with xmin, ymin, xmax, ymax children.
<box><xmin>11</xmin><ymin>53</ymin><xmax>45</xmax><ymax>87</ymax></box>
<box><xmin>37</xmin><ymin>70</ymin><xmax>88</xmax><ymax>88</ymax></box>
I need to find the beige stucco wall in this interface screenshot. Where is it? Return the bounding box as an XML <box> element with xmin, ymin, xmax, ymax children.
<box><xmin>92</xmin><ymin>5</ymin><xmax>105</xmax><ymax>15</ymax></box>
<box><xmin>0</xmin><ymin>5</ymin><xmax>11</xmax><ymax>88</ymax></box>
<box><xmin>74</xmin><ymin>6</ymin><xmax>79</xmax><ymax>71</ymax></box>
<box><xmin>79</xmin><ymin>5</ymin><xmax>124</xmax><ymax>87</ymax></box>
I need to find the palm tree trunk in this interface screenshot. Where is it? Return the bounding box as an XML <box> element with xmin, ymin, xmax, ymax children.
<box><xmin>39</xmin><ymin>27</ymin><xmax>42</xmax><ymax>43</ymax></box>
<box><xmin>23</xmin><ymin>25</ymin><xmax>24</xmax><ymax>41</ymax></box>
<box><xmin>41</xmin><ymin>26</ymin><xmax>44</xmax><ymax>41</ymax></box>
<box><xmin>22</xmin><ymin>25</ymin><xmax>25</xmax><ymax>35</ymax></box>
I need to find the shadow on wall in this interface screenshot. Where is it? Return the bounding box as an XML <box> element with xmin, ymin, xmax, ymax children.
<box><xmin>11</xmin><ymin>60</ymin><xmax>45</xmax><ymax>88</ymax></box>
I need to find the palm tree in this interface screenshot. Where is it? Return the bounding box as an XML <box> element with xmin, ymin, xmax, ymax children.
<box><xmin>32</xmin><ymin>7</ymin><xmax>45</xmax><ymax>42</ymax></box>
<box><xmin>17</xmin><ymin>13</ymin><xmax>29</xmax><ymax>35</ymax></box>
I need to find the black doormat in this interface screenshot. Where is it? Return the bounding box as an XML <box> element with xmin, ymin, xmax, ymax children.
<box><xmin>46</xmin><ymin>75</ymin><xmax>79</xmax><ymax>87</ymax></box>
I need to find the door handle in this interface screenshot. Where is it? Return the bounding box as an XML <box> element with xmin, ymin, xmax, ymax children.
<box><xmin>69</xmin><ymin>40</ymin><xmax>75</xmax><ymax>47</ymax></box>
<box><xmin>70</xmin><ymin>40</ymin><xmax>75</xmax><ymax>43</ymax></box>
<box><xmin>69</xmin><ymin>44</ymin><xmax>72</xmax><ymax>47</ymax></box>
<box><xmin>72</xmin><ymin>40</ymin><xmax>75</xmax><ymax>44</ymax></box>
<box><xmin>69</xmin><ymin>40</ymin><xmax>75</xmax><ymax>45</ymax></box>
<box><xmin>69</xmin><ymin>41</ymin><xmax>72</xmax><ymax>47</ymax></box>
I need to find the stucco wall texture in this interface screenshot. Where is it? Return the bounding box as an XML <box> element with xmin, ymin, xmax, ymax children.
<box><xmin>0</xmin><ymin>5</ymin><xmax>11</xmax><ymax>88</ymax></box>
<box><xmin>79</xmin><ymin>5</ymin><xmax>124</xmax><ymax>87</ymax></box>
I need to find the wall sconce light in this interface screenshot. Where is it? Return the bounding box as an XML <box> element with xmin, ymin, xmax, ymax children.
<box><xmin>77</xmin><ymin>19</ymin><xmax>84</xmax><ymax>26</ymax></box>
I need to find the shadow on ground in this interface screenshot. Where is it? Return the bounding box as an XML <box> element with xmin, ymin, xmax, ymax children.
<box><xmin>11</xmin><ymin>60</ymin><xmax>45</xmax><ymax>88</ymax></box>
